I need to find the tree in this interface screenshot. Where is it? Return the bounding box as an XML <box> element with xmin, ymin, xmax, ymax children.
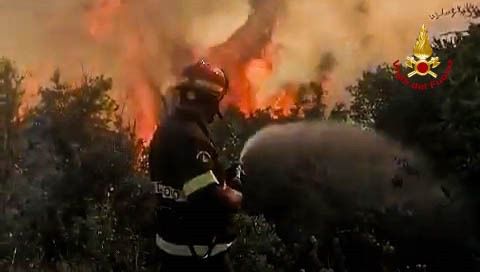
<box><xmin>347</xmin><ymin>21</ymin><xmax>480</xmax><ymax>271</ymax></box>
<box><xmin>296</xmin><ymin>82</ymin><xmax>326</xmax><ymax>120</ymax></box>
<box><xmin>0</xmin><ymin>58</ymin><xmax>23</xmax><ymax>183</ymax></box>
<box><xmin>2</xmin><ymin>68</ymin><xmax>297</xmax><ymax>271</ymax></box>
<box><xmin>0</xmin><ymin>58</ymin><xmax>24</xmax><ymax>268</ymax></box>
<box><xmin>348</xmin><ymin>23</ymin><xmax>480</xmax><ymax>185</ymax></box>
<box><xmin>2</xmin><ymin>71</ymin><xmax>157</xmax><ymax>271</ymax></box>
<box><xmin>328</xmin><ymin>102</ymin><xmax>349</xmax><ymax>122</ymax></box>
<box><xmin>230</xmin><ymin>214</ymin><xmax>293</xmax><ymax>272</ymax></box>
<box><xmin>347</xmin><ymin>64</ymin><xmax>401</xmax><ymax>128</ymax></box>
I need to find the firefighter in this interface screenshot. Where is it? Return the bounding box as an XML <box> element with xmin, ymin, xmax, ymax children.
<box><xmin>149</xmin><ymin>60</ymin><xmax>243</xmax><ymax>272</ymax></box>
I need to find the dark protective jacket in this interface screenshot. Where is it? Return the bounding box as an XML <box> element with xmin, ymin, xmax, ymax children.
<box><xmin>149</xmin><ymin>108</ymin><xmax>240</xmax><ymax>246</ymax></box>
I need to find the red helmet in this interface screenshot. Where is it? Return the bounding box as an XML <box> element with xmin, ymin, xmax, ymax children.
<box><xmin>176</xmin><ymin>59</ymin><xmax>228</xmax><ymax>101</ymax></box>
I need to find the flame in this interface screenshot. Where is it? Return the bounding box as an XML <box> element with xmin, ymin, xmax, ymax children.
<box><xmin>214</xmin><ymin>38</ymin><xmax>298</xmax><ymax>119</ymax></box>
<box><xmin>128</xmin><ymin>79</ymin><xmax>156</xmax><ymax>142</ymax></box>
<box><xmin>86</xmin><ymin>0</ymin><xmax>159</xmax><ymax>142</ymax></box>
<box><xmin>18</xmin><ymin>76</ymin><xmax>40</xmax><ymax>119</ymax></box>
<box><xmin>7</xmin><ymin>0</ymin><xmax>471</xmax><ymax>146</ymax></box>
<box><xmin>120</xmin><ymin>33</ymin><xmax>159</xmax><ymax>142</ymax></box>
<box><xmin>208</xmin><ymin>0</ymin><xmax>281</xmax><ymax>117</ymax></box>
<box><xmin>270</xmin><ymin>87</ymin><xmax>296</xmax><ymax>118</ymax></box>
<box><xmin>87</xmin><ymin>0</ymin><xmax>123</xmax><ymax>40</ymax></box>
<box><xmin>19</xmin><ymin>0</ymin><xmax>295</xmax><ymax>142</ymax></box>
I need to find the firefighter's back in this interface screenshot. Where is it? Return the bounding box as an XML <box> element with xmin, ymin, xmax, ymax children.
<box><xmin>148</xmin><ymin>60</ymin><xmax>240</xmax><ymax>272</ymax></box>
<box><xmin>150</xmin><ymin>111</ymin><xmax>235</xmax><ymax>245</ymax></box>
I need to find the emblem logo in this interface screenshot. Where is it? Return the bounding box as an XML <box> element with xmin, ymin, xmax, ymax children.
<box><xmin>196</xmin><ymin>151</ymin><xmax>211</xmax><ymax>163</ymax></box>
<box><xmin>405</xmin><ymin>24</ymin><xmax>440</xmax><ymax>78</ymax></box>
<box><xmin>393</xmin><ymin>24</ymin><xmax>453</xmax><ymax>91</ymax></box>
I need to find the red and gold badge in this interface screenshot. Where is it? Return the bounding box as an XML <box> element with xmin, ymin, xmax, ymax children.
<box><xmin>405</xmin><ymin>24</ymin><xmax>441</xmax><ymax>78</ymax></box>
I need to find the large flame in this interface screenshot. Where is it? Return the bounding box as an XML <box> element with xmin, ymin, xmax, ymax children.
<box><xmin>121</xmin><ymin>34</ymin><xmax>158</xmax><ymax>142</ymax></box>
<box><xmin>85</xmin><ymin>0</ymin><xmax>290</xmax><ymax>141</ymax></box>
<box><xmin>86</xmin><ymin>0</ymin><xmax>161</xmax><ymax>142</ymax></box>
<box><xmin>207</xmin><ymin>0</ymin><xmax>283</xmax><ymax>116</ymax></box>
<box><xmin>10</xmin><ymin>0</ymin><xmax>464</xmax><ymax>143</ymax></box>
<box><xmin>13</xmin><ymin>0</ymin><xmax>341</xmax><ymax>143</ymax></box>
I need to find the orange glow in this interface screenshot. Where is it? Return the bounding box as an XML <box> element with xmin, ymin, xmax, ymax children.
<box><xmin>245</xmin><ymin>57</ymin><xmax>274</xmax><ymax>114</ymax></box>
<box><xmin>128</xmin><ymin>79</ymin><xmax>157</xmax><ymax>142</ymax></box>
<box><xmin>225</xmin><ymin>65</ymin><xmax>256</xmax><ymax>115</ymax></box>
<box><xmin>258</xmin><ymin>84</ymin><xmax>298</xmax><ymax>119</ymax></box>
<box><xmin>207</xmin><ymin>1</ymin><xmax>280</xmax><ymax>118</ymax></box>
<box><xmin>120</xmin><ymin>34</ymin><xmax>158</xmax><ymax>142</ymax></box>
<box><xmin>85</xmin><ymin>0</ymin><xmax>292</xmax><ymax>141</ymax></box>
<box><xmin>87</xmin><ymin>0</ymin><xmax>122</xmax><ymax>40</ymax></box>
<box><xmin>211</xmin><ymin>43</ymin><xmax>278</xmax><ymax>116</ymax></box>
<box><xmin>272</xmin><ymin>89</ymin><xmax>296</xmax><ymax>117</ymax></box>
<box><xmin>18</xmin><ymin>76</ymin><xmax>40</xmax><ymax>119</ymax></box>
<box><xmin>20</xmin><ymin>0</ymin><xmax>298</xmax><ymax>143</ymax></box>
<box><xmin>87</xmin><ymin>1</ymin><xmax>158</xmax><ymax>142</ymax></box>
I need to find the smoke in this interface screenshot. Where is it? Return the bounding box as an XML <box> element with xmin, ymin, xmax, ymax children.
<box><xmin>240</xmin><ymin>122</ymin><xmax>473</xmax><ymax>241</ymax></box>
<box><xmin>0</xmin><ymin>0</ymin><xmax>249</xmax><ymax>77</ymax></box>
<box><xmin>0</xmin><ymin>0</ymin><xmax>474</xmax><ymax>137</ymax></box>
<box><xmin>265</xmin><ymin>0</ymin><xmax>474</xmax><ymax>104</ymax></box>
<box><xmin>0</xmin><ymin>0</ymin><xmax>250</xmax><ymax>139</ymax></box>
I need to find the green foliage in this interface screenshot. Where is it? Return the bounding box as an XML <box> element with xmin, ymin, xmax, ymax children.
<box><xmin>328</xmin><ymin>102</ymin><xmax>349</xmax><ymax>122</ymax></box>
<box><xmin>0</xmin><ymin>57</ymin><xmax>25</xmax><ymax>269</ymax></box>
<box><xmin>230</xmin><ymin>214</ymin><xmax>293</xmax><ymax>272</ymax></box>
<box><xmin>345</xmin><ymin>22</ymin><xmax>480</xmax><ymax>271</ymax></box>
<box><xmin>1</xmin><ymin>71</ymin><xmax>158</xmax><ymax>271</ymax></box>
<box><xmin>348</xmin><ymin>23</ymin><xmax>480</xmax><ymax>185</ymax></box>
<box><xmin>296</xmin><ymin>82</ymin><xmax>326</xmax><ymax>120</ymax></box>
<box><xmin>347</xmin><ymin>64</ymin><xmax>400</xmax><ymax>128</ymax></box>
<box><xmin>0</xmin><ymin>57</ymin><xmax>24</xmax><ymax>123</ymax></box>
<box><xmin>1</xmin><ymin>68</ymin><xmax>292</xmax><ymax>271</ymax></box>
<box><xmin>0</xmin><ymin>57</ymin><xmax>24</xmax><ymax>183</ymax></box>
